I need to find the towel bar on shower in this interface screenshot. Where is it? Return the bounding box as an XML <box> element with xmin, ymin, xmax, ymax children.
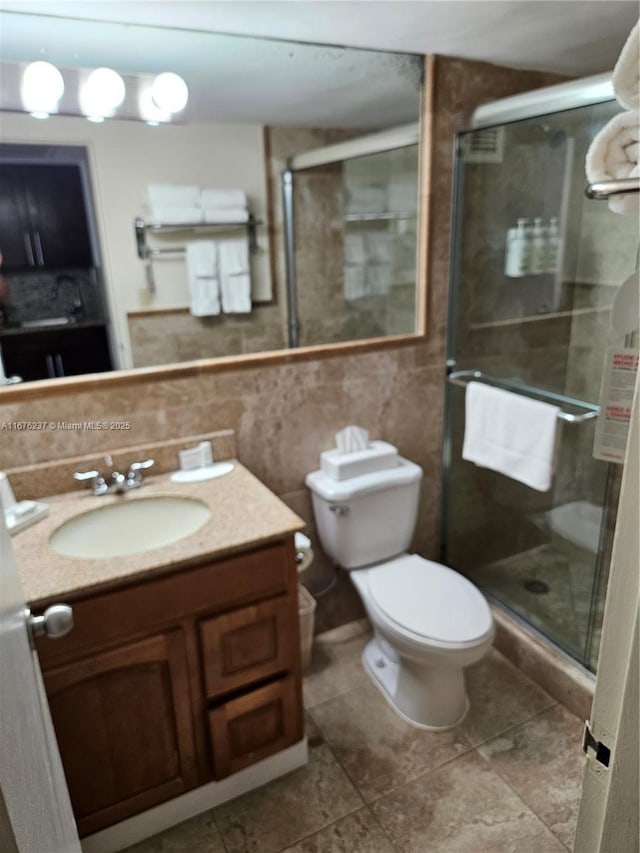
<box><xmin>447</xmin><ymin>369</ymin><xmax>600</xmax><ymax>424</ymax></box>
<box><xmin>585</xmin><ymin>177</ymin><xmax>640</xmax><ymax>200</ymax></box>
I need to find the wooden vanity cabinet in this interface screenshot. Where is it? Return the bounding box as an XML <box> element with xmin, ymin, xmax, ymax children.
<box><xmin>34</xmin><ymin>539</ymin><xmax>304</xmax><ymax>837</ymax></box>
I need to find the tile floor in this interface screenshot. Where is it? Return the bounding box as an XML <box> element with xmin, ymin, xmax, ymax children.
<box><xmin>124</xmin><ymin>620</ymin><xmax>585</xmax><ymax>853</ymax></box>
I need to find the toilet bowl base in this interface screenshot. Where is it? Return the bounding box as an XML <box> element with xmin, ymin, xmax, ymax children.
<box><xmin>362</xmin><ymin>638</ymin><xmax>469</xmax><ymax>731</ymax></box>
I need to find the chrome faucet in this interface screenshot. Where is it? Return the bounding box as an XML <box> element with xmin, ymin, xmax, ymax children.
<box><xmin>73</xmin><ymin>456</ymin><xmax>155</xmax><ymax>495</ymax></box>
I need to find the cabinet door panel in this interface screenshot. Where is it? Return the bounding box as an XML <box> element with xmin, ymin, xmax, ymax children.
<box><xmin>24</xmin><ymin>164</ymin><xmax>93</xmax><ymax>268</ymax></box>
<box><xmin>200</xmin><ymin>596</ymin><xmax>294</xmax><ymax>698</ymax></box>
<box><xmin>44</xmin><ymin>631</ymin><xmax>198</xmax><ymax>836</ymax></box>
<box><xmin>208</xmin><ymin>676</ymin><xmax>301</xmax><ymax>779</ymax></box>
<box><xmin>0</xmin><ymin>165</ymin><xmax>32</xmax><ymax>270</ymax></box>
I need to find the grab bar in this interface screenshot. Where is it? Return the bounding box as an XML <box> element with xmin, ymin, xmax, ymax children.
<box><xmin>585</xmin><ymin>177</ymin><xmax>640</xmax><ymax>200</ymax></box>
<box><xmin>447</xmin><ymin>369</ymin><xmax>600</xmax><ymax>424</ymax></box>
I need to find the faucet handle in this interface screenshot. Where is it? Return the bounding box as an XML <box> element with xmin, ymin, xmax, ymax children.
<box><xmin>128</xmin><ymin>458</ymin><xmax>155</xmax><ymax>474</ymax></box>
<box><xmin>73</xmin><ymin>469</ymin><xmax>101</xmax><ymax>482</ymax></box>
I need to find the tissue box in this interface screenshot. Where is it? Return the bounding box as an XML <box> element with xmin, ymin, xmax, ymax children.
<box><xmin>320</xmin><ymin>440</ymin><xmax>399</xmax><ymax>481</ymax></box>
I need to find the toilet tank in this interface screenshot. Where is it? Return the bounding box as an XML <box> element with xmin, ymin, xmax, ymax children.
<box><xmin>305</xmin><ymin>458</ymin><xmax>422</xmax><ymax>569</ymax></box>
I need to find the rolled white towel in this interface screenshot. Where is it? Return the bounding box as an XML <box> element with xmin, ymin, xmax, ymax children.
<box><xmin>585</xmin><ymin>110</ymin><xmax>639</xmax><ymax>214</ymax></box>
<box><xmin>201</xmin><ymin>188</ymin><xmax>247</xmax><ymax>209</ymax></box>
<box><xmin>612</xmin><ymin>22</ymin><xmax>639</xmax><ymax>111</ymax></box>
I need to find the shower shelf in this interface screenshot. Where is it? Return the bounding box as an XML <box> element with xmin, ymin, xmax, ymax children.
<box><xmin>447</xmin><ymin>369</ymin><xmax>600</xmax><ymax>423</ymax></box>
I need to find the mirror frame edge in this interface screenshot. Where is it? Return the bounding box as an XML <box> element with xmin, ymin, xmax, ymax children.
<box><xmin>0</xmin><ymin>55</ymin><xmax>433</xmax><ymax>404</ymax></box>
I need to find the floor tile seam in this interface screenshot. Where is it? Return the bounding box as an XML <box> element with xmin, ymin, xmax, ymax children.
<box><xmin>304</xmin><ymin>678</ymin><xmax>369</xmax><ymax>713</ymax></box>
<box><xmin>465</xmin><ymin>697</ymin><xmax>560</xmax><ymax>749</ymax></box>
<box><xmin>360</xmin><ymin>738</ymin><xmax>479</xmax><ymax>807</ymax></box>
<box><xmin>270</xmin><ymin>799</ymin><xmax>366</xmax><ymax>853</ymax></box>
<box><xmin>304</xmin><ymin>721</ymin><xmax>372</xmax><ymax>809</ymax></box>
<box><xmin>473</xmin><ymin>747</ymin><xmax>575</xmax><ymax>851</ymax></box>
<box><xmin>211</xmin><ymin>809</ymin><xmax>234</xmax><ymax>853</ymax></box>
<box><xmin>362</xmin><ymin>802</ymin><xmax>405</xmax><ymax>853</ymax></box>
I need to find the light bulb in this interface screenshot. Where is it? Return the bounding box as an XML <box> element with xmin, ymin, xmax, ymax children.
<box><xmin>80</xmin><ymin>67</ymin><xmax>125</xmax><ymax>120</ymax></box>
<box><xmin>151</xmin><ymin>72</ymin><xmax>188</xmax><ymax>114</ymax></box>
<box><xmin>21</xmin><ymin>61</ymin><xmax>64</xmax><ymax>117</ymax></box>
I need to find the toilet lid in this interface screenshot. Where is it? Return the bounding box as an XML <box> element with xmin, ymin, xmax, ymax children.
<box><xmin>367</xmin><ymin>554</ymin><xmax>492</xmax><ymax>644</ymax></box>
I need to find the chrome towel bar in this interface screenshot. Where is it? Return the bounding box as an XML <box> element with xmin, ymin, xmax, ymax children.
<box><xmin>585</xmin><ymin>177</ymin><xmax>640</xmax><ymax>200</ymax></box>
<box><xmin>447</xmin><ymin>369</ymin><xmax>600</xmax><ymax>424</ymax></box>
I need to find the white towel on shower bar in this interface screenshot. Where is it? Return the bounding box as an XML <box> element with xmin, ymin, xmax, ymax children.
<box><xmin>462</xmin><ymin>382</ymin><xmax>560</xmax><ymax>492</ymax></box>
<box><xmin>585</xmin><ymin>109</ymin><xmax>639</xmax><ymax>214</ymax></box>
<box><xmin>612</xmin><ymin>22</ymin><xmax>639</xmax><ymax>111</ymax></box>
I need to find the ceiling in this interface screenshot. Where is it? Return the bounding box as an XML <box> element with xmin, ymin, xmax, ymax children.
<box><xmin>2</xmin><ymin>1</ymin><xmax>637</xmax><ymax>76</ymax></box>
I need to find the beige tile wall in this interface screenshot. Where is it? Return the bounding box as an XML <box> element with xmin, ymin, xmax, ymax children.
<box><xmin>0</xmin><ymin>57</ymin><xmax>561</xmax><ymax>631</ymax></box>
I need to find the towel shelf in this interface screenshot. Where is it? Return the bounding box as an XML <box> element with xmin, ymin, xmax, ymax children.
<box><xmin>134</xmin><ymin>215</ymin><xmax>261</xmax><ymax>260</ymax></box>
<box><xmin>585</xmin><ymin>177</ymin><xmax>640</xmax><ymax>200</ymax></box>
<box><xmin>447</xmin><ymin>369</ymin><xmax>600</xmax><ymax>424</ymax></box>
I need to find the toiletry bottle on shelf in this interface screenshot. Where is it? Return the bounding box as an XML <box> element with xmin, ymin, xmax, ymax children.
<box><xmin>530</xmin><ymin>217</ymin><xmax>546</xmax><ymax>274</ymax></box>
<box><xmin>504</xmin><ymin>218</ymin><xmax>531</xmax><ymax>277</ymax></box>
<box><xmin>543</xmin><ymin>217</ymin><xmax>560</xmax><ymax>274</ymax></box>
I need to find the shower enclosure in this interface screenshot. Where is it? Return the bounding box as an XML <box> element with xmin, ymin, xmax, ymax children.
<box><xmin>443</xmin><ymin>76</ymin><xmax>639</xmax><ymax>673</ymax></box>
<box><xmin>282</xmin><ymin>125</ymin><xmax>420</xmax><ymax>349</ymax></box>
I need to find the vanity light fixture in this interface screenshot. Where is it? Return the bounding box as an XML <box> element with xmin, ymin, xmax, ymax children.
<box><xmin>79</xmin><ymin>67</ymin><xmax>125</xmax><ymax>122</ymax></box>
<box><xmin>150</xmin><ymin>72</ymin><xmax>189</xmax><ymax>114</ymax></box>
<box><xmin>21</xmin><ymin>61</ymin><xmax>64</xmax><ymax>119</ymax></box>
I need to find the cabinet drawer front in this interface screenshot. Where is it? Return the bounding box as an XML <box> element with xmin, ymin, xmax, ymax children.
<box><xmin>200</xmin><ymin>596</ymin><xmax>293</xmax><ymax>698</ymax></box>
<box><xmin>208</xmin><ymin>676</ymin><xmax>301</xmax><ymax>778</ymax></box>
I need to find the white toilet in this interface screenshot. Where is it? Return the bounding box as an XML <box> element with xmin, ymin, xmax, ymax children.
<box><xmin>306</xmin><ymin>442</ymin><xmax>494</xmax><ymax>730</ymax></box>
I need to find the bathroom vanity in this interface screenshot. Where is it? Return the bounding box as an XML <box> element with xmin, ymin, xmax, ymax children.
<box><xmin>15</xmin><ymin>463</ymin><xmax>306</xmax><ymax>839</ymax></box>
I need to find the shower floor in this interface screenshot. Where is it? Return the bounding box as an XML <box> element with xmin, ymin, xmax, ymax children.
<box><xmin>470</xmin><ymin>541</ymin><xmax>603</xmax><ymax>668</ymax></box>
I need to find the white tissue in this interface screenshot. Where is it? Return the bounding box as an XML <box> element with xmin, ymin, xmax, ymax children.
<box><xmin>335</xmin><ymin>425</ymin><xmax>369</xmax><ymax>453</ymax></box>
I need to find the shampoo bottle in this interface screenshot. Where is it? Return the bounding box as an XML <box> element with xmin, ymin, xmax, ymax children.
<box><xmin>530</xmin><ymin>217</ymin><xmax>546</xmax><ymax>274</ymax></box>
<box><xmin>504</xmin><ymin>218</ymin><xmax>532</xmax><ymax>277</ymax></box>
<box><xmin>543</xmin><ymin>217</ymin><xmax>560</xmax><ymax>274</ymax></box>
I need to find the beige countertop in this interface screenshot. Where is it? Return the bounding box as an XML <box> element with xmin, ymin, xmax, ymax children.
<box><xmin>13</xmin><ymin>461</ymin><xmax>305</xmax><ymax>607</ymax></box>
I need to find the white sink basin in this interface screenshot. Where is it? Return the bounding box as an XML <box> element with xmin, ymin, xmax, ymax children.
<box><xmin>49</xmin><ymin>496</ymin><xmax>212</xmax><ymax>559</ymax></box>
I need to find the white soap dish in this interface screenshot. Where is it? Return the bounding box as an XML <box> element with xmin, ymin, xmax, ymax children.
<box><xmin>5</xmin><ymin>500</ymin><xmax>50</xmax><ymax>535</ymax></box>
<box><xmin>170</xmin><ymin>462</ymin><xmax>235</xmax><ymax>484</ymax></box>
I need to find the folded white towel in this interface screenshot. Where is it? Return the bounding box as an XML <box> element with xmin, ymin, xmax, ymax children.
<box><xmin>147</xmin><ymin>184</ymin><xmax>200</xmax><ymax>209</ymax></box>
<box><xmin>344</xmin><ymin>265</ymin><xmax>367</xmax><ymax>300</ymax></box>
<box><xmin>365</xmin><ymin>230</ymin><xmax>393</xmax><ymax>264</ymax></box>
<box><xmin>202</xmin><ymin>207</ymin><xmax>249</xmax><ymax>224</ymax></box>
<box><xmin>462</xmin><ymin>382</ymin><xmax>560</xmax><ymax>492</ymax></box>
<box><xmin>148</xmin><ymin>206</ymin><xmax>202</xmax><ymax>225</ymax></box>
<box><xmin>218</xmin><ymin>237</ymin><xmax>251</xmax><ymax>313</ymax></box>
<box><xmin>612</xmin><ymin>22</ymin><xmax>639</xmax><ymax>111</ymax></box>
<box><xmin>344</xmin><ymin>233</ymin><xmax>366</xmax><ymax>265</ymax></box>
<box><xmin>201</xmin><ymin>188</ymin><xmax>247</xmax><ymax>209</ymax></box>
<box><xmin>366</xmin><ymin>263</ymin><xmax>392</xmax><ymax>296</ymax></box>
<box><xmin>585</xmin><ymin>110</ymin><xmax>639</xmax><ymax>214</ymax></box>
<box><xmin>185</xmin><ymin>241</ymin><xmax>220</xmax><ymax>316</ymax></box>
<box><xmin>344</xmin><ymin>184</ymin><xmax>387</xmax><ymax>213</ymax></box>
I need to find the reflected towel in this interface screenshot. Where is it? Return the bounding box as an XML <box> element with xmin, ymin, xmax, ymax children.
<box><xmin>201</xmin><ymin>188</ymin><xmax>247</xmax><ymax>209</ymax></box>
<box><xmin>612</xmin><ymin>22</ymin><xmax>639</xmax><ymax>111</ymax></box>
<box><xmin>462</xmin><ymin>382</ymin><xmax>560</xmax><ymax>492</ymax></box>
<box><xmin>585</xmin><ymin>110</ymin><xmax>639</xmax><ymax>214</ymax></box>
<box><xmin>344</xmin><ymin>265</ymin><xmax>366</xmax><ymax>300</ymax></box>
<box><xmin>218</xmin><ymin>237</ymin><xmax>251</xmax><ymax>313</ymax></box>
<box><xmin>147</xmin><ymin>206</ymin><xmax>202</xmax><ymax>225</ymax></box>
<box><xmin>365</xmin><ymin>263</ymin><xmax>392</xmax><ymax>296</ymax></box>
<box><xmin>186</xmin><ymin>241</ymin><xmax>220</xmax><ymax>316</ymax></box>
<box><xmin>202</xmin><ymin>207</ymin><xmax>248</xmax><ymax>224</ymax></box>
<box><xmin>147</xmin><ymin>184</ymin><xmax>200</xmax><ymax>209</ymax></box>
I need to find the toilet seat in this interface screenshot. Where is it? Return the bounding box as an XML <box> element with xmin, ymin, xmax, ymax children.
<box><xmin>365</xmin><ymin>554</ymin><xmax>493</xmax><ymax>646</ymax></box>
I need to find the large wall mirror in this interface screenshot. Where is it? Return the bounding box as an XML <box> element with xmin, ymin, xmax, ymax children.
<box><xmin>0</xmin><ymin>10</ymin><xmax>424</xmax><ymax>386</ymax></box>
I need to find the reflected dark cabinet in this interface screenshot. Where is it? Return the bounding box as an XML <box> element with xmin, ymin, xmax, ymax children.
<box><xmin>0</xmin><ymin>163</ymin><xmax>93</xmax><ymax>271</ymax></box>
<box><xmin>0</xmin><ymin>325</ymin><xmax>112</xmax><ymax>380</ymax></box>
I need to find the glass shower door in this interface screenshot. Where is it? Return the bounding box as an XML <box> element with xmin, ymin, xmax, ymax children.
<box><xmin>443</xmin><ymin>100</ymin><xmax>638</xmax><ymax>672</ymax></box>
